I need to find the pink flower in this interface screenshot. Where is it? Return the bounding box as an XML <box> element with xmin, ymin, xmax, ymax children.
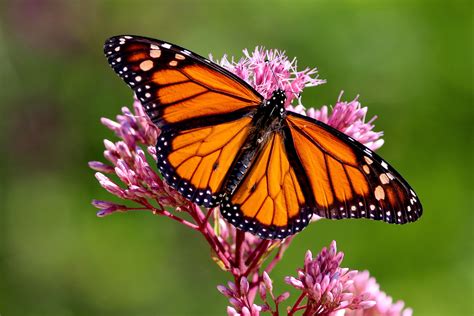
<box><xmin>91</xmin><ymin>199</ymin><xmax>127</xmax><ymax>217</ymax></box>
<box><xmin>89</xmin><ymin>100</ymin><xmax>187</xmax><ymax>215</ymax></box>
<box><xmin>340</xmin><ymin>270</ymin><xmax>413</xmax><ymax>316</ymax></box>
<box><xmin>219</xmin><ymin>272</ymin><xmax>290</xmax><ymax>316</ymax></box>
<box><xmin>285</xmin><ymin>241</ymin><xmax>376</xmax><ymax>315</ymax></box>
<box><xmin>218</xmin><ymin>278</ymin><xmax>263</xmax><ymax>316</ymax></box>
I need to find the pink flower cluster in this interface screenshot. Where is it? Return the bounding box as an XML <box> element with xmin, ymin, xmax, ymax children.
<box><xmin>218</xmin><ymin>241</ymin><xmax>412</xmax><ymax>316</ymax></box>
<box><xmin>219</xmin><ymin>271</ymin><xmax>291</xmax><ymax>316</ymax></box>
<box><xmin>344</xmin><ymin>271</ymin><xmax>413</xmax><ymax>316</ymax></box>
<box><xmin>213</xmin><ymin>47</ymin><xmax>384</xmax><ymax>151</ymax></box>
<box><xmin>211</xmin><ymin>46</ymin><xmax>325</xmax><ymax>105</ymax></box>
<box><xmin>219</xmin><ymin>277</ymin><xmax>265</xmax><ymax>316</ymax></box>
<box><xmin>89</xmin><ymin>101</ymin><xmax>187</xmax><ymax>216</ymax></box>
<box><xmin>91</xmin><ymin>46</ymin><xmax>410</xmax><ymax>315</ymax></box>
<box><xmin>285</xmin><ymin>241</ymin><xmax>375</xmax><ymax>315</ymax></box>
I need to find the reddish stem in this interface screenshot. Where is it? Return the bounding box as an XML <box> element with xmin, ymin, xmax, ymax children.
<box><xmin>121</xmin><ymin>207</ymin><xmax>148</xmax><ymax>210</ymax></box>
<box><xmin>288</xmin><ymin>292</ymin><xmax>307</xmax><ymax>316</ymax></box>
<box><xmin>235</xmin><ymin>229</ymin><xmax>245</xmax><ymax>272</ymax></box>
<box><xmin>145</xmin><ymin>199</ymin><xmax>232</xmax><ymax>270</ymax></box>
<box><xmin>196</xmin><ymin>206</ymin><xmax>230</xmax><ymax>255</ymax></box>
<box><xmin>297</xmin><ymin>305</ymin><xmax>309</xmax><ymax>313</ymax></box>
<box><xmin>155</xmin><ymin>208</ymin><xmax>200</xmax><ymax>230</ymax></box>
<box><xmin>245</xmin><ymin>239</ymin><xmax>270</xmax><ymax>266</ymax></box>
<box><xmin>139</xmin><ymin>200</ymin><xmax>200</xmax><ymax>230</ymax></box>
<box><xmin>274</xmin><ymin>299</ymin><xmax>280</xmax><ymax>316</ymax></box>
<box><xmin>265</xmin><ymin>244</ymin><xmax>285</xmax><ymax>274</ymax></box>
<box><xmin>200</xmin><ymin>207</ymin><xmax>215</xmax><ymax>230</ymax></box>
<box><xmin>264</xmin><ymin>237</ymin><xmax>293</xmax><ymax>274</ymax></box>
<box><xmin>188</xmin><ymin>203</ymin><xmax>233</xmax><ymax>268</ymax></box>
<box><xmin>244</xmin><ymin>240</ymin><xmax>271</xmax><ymax>277</ymax></box>
<box><xmin>306</xmin><ymin>304</ymin><xmax>320</xmax><ymax>316</ymax></box>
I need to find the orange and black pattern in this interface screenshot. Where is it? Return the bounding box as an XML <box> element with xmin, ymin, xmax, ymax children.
<box><xmin>104</xmin><ymin>35</ymin><xmax>262</xmax><ymax>128</ymax></box>
<box><xmin>104</xmin><ymin>35</ymin><xmax>422</xmax><ymax>239</ymax></box>
<box><xmin>155</xmin><ymin>115</ymin><xmax>253</xmax><ymax>207</ymax></box>
<box><xmin>104</xmin><ymin>35</ymin><xmax>262</xmax><ymax>210</ymax></box>
<box><xmin>220</xmin><ymin>131</ymin><xmax>314</xmax><ymax>238</ymax></box>
<box><xmin>285</xmin><ymin>113</ymin><xmax>422</xmax><ymax>224</ymax></box>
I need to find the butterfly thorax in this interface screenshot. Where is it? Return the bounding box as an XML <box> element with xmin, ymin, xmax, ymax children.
<box><xmin>252</xmin><ymin>88</ymin><xmax>287</xmax><ymax>133</ymax></box>
<box><xmin>260</xmin><ymin>89</ymin><xmax>287</xmax><ymax>120</ymax></box>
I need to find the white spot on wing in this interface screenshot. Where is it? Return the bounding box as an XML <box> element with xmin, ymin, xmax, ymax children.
<box><xmin>375</xmin><ymin>186</ymin><xmax>385</xmax><ymax>200</ymax></box>
<box><xmin>363</xmin><ymin>165</ymin><xmax>370</xmax><ymax>174</ymax></box>
<box><xmin>150</xmin><ymin>49</ymin><xmax>161</xmax><ymax>58</ymax></box>
<box><xmin>379</xmin><ymin>173</ymin><xmax>390</xmax><ymax>184</ymax></box>
<box><xmin>140</xmin><ymin>60</ymin><xmax>153</xmax><ymax>71</ymax></box>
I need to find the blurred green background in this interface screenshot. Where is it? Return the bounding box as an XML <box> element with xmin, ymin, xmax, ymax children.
<box><xmin>0</xmin><ymin>0</ymin><xmax>472</xmax><ymax>315</ymax></box>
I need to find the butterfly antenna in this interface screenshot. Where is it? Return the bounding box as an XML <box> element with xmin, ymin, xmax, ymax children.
<box><xmin>265</xmin><ymin>58</ymin><xmax>283</xmax><ymax>92</ymax></box>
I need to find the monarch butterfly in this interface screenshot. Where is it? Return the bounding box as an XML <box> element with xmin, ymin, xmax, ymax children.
<box><xmin>104</xmin><ymin>35</ymin><xmax>422</xmax><ymax>239</ymax></box>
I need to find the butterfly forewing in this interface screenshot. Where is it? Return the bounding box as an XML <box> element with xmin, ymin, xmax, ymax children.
<box><xmin>104</xmin><ymin>35</ymin><xmax>262</xmax><ymax>129</ymax></box>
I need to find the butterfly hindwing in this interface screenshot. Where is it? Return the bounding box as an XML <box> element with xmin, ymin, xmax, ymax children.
<box><xmin>156</xmin><ymin>114</ymin><xmax>253</xmax><ymax>207</ymax></box>
<box><xmin>286</xmin><ymin>112</ymin><xmax>422</xmax><ymax>224</ymax></box>
<box><xmin>220</xmin><ymin>131</ymin><xmax>314</xmax><ymax>239</ymax></box>
<box><xmin>104</xmin><ymin>35</ymin><xmax>262</xmax><ymax>129</ymax></box>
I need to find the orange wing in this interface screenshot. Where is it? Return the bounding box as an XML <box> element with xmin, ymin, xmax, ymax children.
<box><xmin>104</xmin><ymin>35</ymin><xmax>264</xmax><ymax>207</ymax></box>
<box><xmin>285</xmin><ymin>112</ymin><xmax>422</xmax><ymax>224</ymax></box>
<box><xmin>156</xmin><ymin>115</ymin><xmax>253</xmax><ymax>207</ymax></box>
<box><xmin>220</xmin><ymin>132</ymin><xmax>314</xmax><ymax>239</ymax></box>
<box><xmin>104</xmin><ymin>35</ymin><xmax>262</xmax><ymax>128</ymax></box>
